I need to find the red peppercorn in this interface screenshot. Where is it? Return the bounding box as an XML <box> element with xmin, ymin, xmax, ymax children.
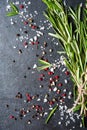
<box><xmin>54</xmin><ymin>75</ymin><xmax>59</xmax><ymax>80</ymax></box>
<box><xmin>24</xmin><ymin>21</ymin><xmax>28</xmax><ymax>25</ymax></box>
<box><xmin>26</xmin><ymin>93</ymin><xmax>30</xmax><ymax>97</ymax></box>
<box><xmin>60</xmin><ymin>99</ymin><xmax>64</xmax><ymax>103</ymax></box>
<box><xmin>31</xmin><ymin>25</ymin><xmax>37</xmax><ymax>29</ymax></box>
<box><xmin>27</xmin><ymin>96</ymin><xmax>32</xmax><ymax>102</ymax></box>
<box><xmin>62</xmin><ymin>93</ymin><xmax>66</xmax><ymax>97</ymax></box>
<box><xmin>31</xmin><ymin>42</ymin><xmax>35</xmax><ymax>45</ymax></box>
<box><xmin>49</xmin><ymin>78</ymin><xmax>54</xmax><ymax>83</ymax></box>
<box><xmin>19</xmin><ymin>4</ymin><xmax>24</xmax><ymax>9</ymax></box>
<box><xmin>35</xmin><ymin>105</ymin><xmax>39</xmax><ymax>110</ymax></box>
<box><xmin>38</xmin><ymin>77</ymin><xmax>43</xmax><ymax>81</ymax></box>
<box><xmin>58</xmin><ymin>83</ymin><xmax>63</xmax><ymax>87</ymax></box>
<box><xmin>49</xmin><ymin>87</ymin><xmax>53</xmax><ymax>92</ymax></box>
<box><xmin>48</xmin><ymin>71</ymin><xmax>54</xmax><ymax>75</ymax></box>
<box><xmin>57</xmin><ymin>89</ymin><xmax>61</xmax><ymax>94</ymax></box>
<box><xmin>26</xmin><ymin>93</ymin><xmax>32</xmax><ymax>102</ymax></box>
<box><xmin>23</xmin><ymin>41</ymin><xmax>28</xmax><ymax>46</ymax></box>
<box><xmin>9</xmin><ymin>115</ymin><xmax>14</xmax><ymax>119</ymax></box>
<box><xmin>40</xmin><ymin>74</ymin><xmax>45</xmax><ymax>77</ymax></box>
<box><xmin>65</xmin><ymin>71</ymin><xmax>70</xmax><ymax>75</ymax></box>
<box><xmin>35</xmin><ymin>41</ymin><xmax>39</xmax><ymax>45</ymax></box>
<box><xmin>45</xmin><ymin>59</ymin><xmax>48</xmax><ymax>62</ymax></box>
<box><xmin>49</xmin><ymin>101</ymin><xmax>54</xmax><ymax>105</ymax></box>
<box><xmin>39</xmin><ymin>106</ymin><xmax>42</xmax><ymax>111</ymax></box>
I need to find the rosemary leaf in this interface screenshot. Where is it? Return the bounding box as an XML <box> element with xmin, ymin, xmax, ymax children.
<box><xmin>45</xmin><ymin>105</ymin><xmax>58</xmax><ymax>124</ymax></box>
<box><xmin>38</xmin><ymin>59</ymin><xmax>51</xmax><ymax>65</ymax></box>
<box><xmin>6</xmin><ymin>12</ymin><xmax>18</xmax><ymax>17</ymax></box>
<box><xmin>6</xmin><ymin>2</ymin><xmax>19</xmax><ymax>17</ymax></box>
<box><xmin>37</xmin><ymin>65</ymin><xmax>52</xmax><ymax>71</ymax></box>
<box><xmin>37</xmin><ymin>59</ymin><xmax>52</xmax><ymax>71</ymax></box>
<box><xmin>10</xmin><ymin>2</ymin><xmax>19</xmax><ymax>13</ymax></box>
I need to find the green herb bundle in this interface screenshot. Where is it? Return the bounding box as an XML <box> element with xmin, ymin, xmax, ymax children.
<box><xmin>41</xmin><ymin>0</ymin><xmax>87</xmax><ymax>126</ymax></box>
<box><xmin>7</xmin><ymin>2</ymin><xmax>19</xmax><ymax>16</ymax></box>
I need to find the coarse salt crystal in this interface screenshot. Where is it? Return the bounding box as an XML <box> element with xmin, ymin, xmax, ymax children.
<box><xmin>11</xmin><ymin>21</ymin><xmax>14</xmax><ymax>25</ymax></box>
<box><xmin>80</xmin><ymin>122</ymin><xmax>82</xmax><ymax>127</ymax></box>
<box><xmin>62</xmin><ymin>68</ymin><xmax>66</xmax><ymax>72</ymax></box>
<box><xmin>30</xmin><ymin>38</ymin><xmax>33</xmax><ymax>42</ymax></box>
<box><xmin>44</xmin><ymin>112</ymin><xmax>48</xmax><ymax>116</ymax></box>
<box><xmin>33</xmin><ymin>64</ymin><xmax>37</xmax><ymax>69</ymax></box>
<box><xmin>13</xmin><ymin>46</ymin><xmax>16</xmax><ymax>49</ymax></box>
<box><xmin>68</xmin><ymin>96</ymin><xmax>71</xmax><ymax>99</ymax></box>
<box><xmin>53</xmin><ymin>87</ymin><xmax>57</xmax><ymax>92</ymax></box>
<box><xmin>34</xmin><ymin>11</ymin><xmax>38</xmax><ymax>14</ymax></box>
<box><xmin>44</xmin><ymin>98</ymin><xmax>47</xmax><ymax>103</ymax></box>
<box><xmin>28</xmin><ymin>1</ymin><xmax>31</xmax><ymax>5</ymax></box>
<box><xmin>50</xmin><ymin>68</ymin><xmax>54</xmax><ymax>73</ymax></box>
<box><xmin>36</xmin><ymin>31</ymin><xmax>43</xmax><ymax>36</ymax></box>
<box><xmin>63</xmin><ymin>89</ymin><xmax>66</xmax><ymax>92</ymax></box>
<box><xmin>6</xmin><ymin>5</ymin><xmax>10</xmax><ymax>11</ymax></box>
<box><xmin>40</xmin><ymin>26</ymin><xmax>45</xmax><ymax>30</ymax></box>
<box><xmin>37</xmin><ymin>98</ymin><xmax>41</xmax><ymax>101</ymax></box>
<box><xmin>37</xmin><ymin>34</ymin><xmax>40</xmax><ymax>37</ymax></box>
<box><xmin>49</xmin><ymin>107</ymin><xmax>53</xmax><ymax>110</ymax></box>
<box><xmin>34</xmin><ymin>36</ymin><xmax>37</xmax><ymax>41</ymax></box>
<box><xmin>15</xmin><ymin>1</ymin><xmax>19</xmax><ymax>5</ymax></box>
<box><xmin>64</xmin><ymin>79</ymin><xmax>68</xmax><ymax>84</ymax></box>
<box><xmin>58</xmin><ymin>122</ymin><xmax>61</xmax><ymax>125</ymax></box>
<box><xmin>69</xmin><ymin>91</ymin><xmax>72</xmax><ymax>95</ymax></box>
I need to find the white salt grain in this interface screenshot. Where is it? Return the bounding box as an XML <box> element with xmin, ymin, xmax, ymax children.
<box><xmin>15</xmin><ymin>1</ymin><xmax>19</xmax><ymax>5</ymax></box>
<box><xmin>64</xmin><ymin>79</ymin><xmax>68</xmax><ymax>84</ymax></box>
<box><xmin>53</xmin><ymin>87</ymin><xmax>57</xmax><ymax>92</ymax></box>
<box><xmin>40</xmin><ymin>26</ymin><xmax>45</xmax><ymax>30</ymax></box>
<box><xmin>58</xmin><ymin>121</ymin><xmax>61</xmax><ymax>125</ymax></box>
<box><xmin>44</xmin><ymin>98</ymin><xmax>47</xmax><ymax>103</ymax></box>
<box><xmin>34</xmin><ymin>36</ymin><xmax>38</xmax><ymax>41</ymax></box>
<box><xmin>33</xmin><ymin>64</ymin><xmax>37</xmax><ymax>69</ymax></box>
<box><xmin>37</xmin><ymin>98</ymin><xmax>41</xmax><ymax>101</ymax></box>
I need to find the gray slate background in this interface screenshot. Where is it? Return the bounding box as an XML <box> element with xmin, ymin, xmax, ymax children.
<box><xmin>0</xmin><ymin>0</ymin><xmax>86</xmax><ymax>130</ymax></box>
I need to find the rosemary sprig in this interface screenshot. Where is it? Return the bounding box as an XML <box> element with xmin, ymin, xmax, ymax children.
<box><xmin>6</xmin><ymin>2</ymin><xmax>19</xmax><ymax>16</ymax></box>
<box><xmin>45</xmin><ymin>105</ymin><xmax>58</xmax><ymax>124</ymax></box>
<box><xmin>42</xmin><ymin>0</ymin><xmax>87</xmax><ymax>127</ymax></box>
<box><xmin>37</xmin><ymin>59</ymin><xmax>52</xmax><ymax>71</ymax></box>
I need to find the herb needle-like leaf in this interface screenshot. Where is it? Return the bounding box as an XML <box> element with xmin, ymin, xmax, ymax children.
<box><xmin>45</xmin><ymin>105</ymin><xmax>58</xmax><ymax>124</ymax></box>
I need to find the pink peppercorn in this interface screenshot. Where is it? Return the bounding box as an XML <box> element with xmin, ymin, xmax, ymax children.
<box><xmin>65</xmin><ymin>71</ymin><xmax>70</xmax><ymax>75</ymax></box>
<box><xmin>35</xmin><ymin>41</ymin><xmax>39</xmax><ymax>45</ymax></box>
<box><xmin>62</xmin><ymin>93</ymin><xmax>66</xmax><ymax>97</ymax></box>
<box><xmin>57</xmin><ymin>89</ymin><xmax>61</xmax><ymax>94</ymax></box>
<box><xmin>38</xmin><ymin>77</ymin><xmax>43</xmax><ymax>81</ymax></box>
<box><xmin>23</xmin><ymin>41</ymin><xmax>28</xmax><ymax>46</ymax></box>
<box><xmin>54</xmin><ymin>75</ymin><xmax>59</xmax><ymax>79</ymax></box>
<box><xmin>19</xmin><ymin>4</ymin><xmax>24</xmax><ymax>9</ymax></box>
<box><xmin>49</xmin><ymin>101</ymin><xmax>54</xmax><ymax>105</ymax></box>
<box><xmin>58</xmin><ymin>83</ymin><xmax>63</xmax><ymax>87</ymax></box>
<box><xmin>40</xmin><ymin>74</ymin><xmax>45</xmax><ymax>77</ymax></box>
<box><xmin>49</xmin><ymin>78</ymin><xmax>54</xmax><ymax>83</ymax></box>
<box><xmin>27</xmin><ymin>96</ymin><xmax>32</xmax><ymax>102</ymax></box>
<box><xmin>31</xmin><ymin>42</ymin><xmax>35</xmax><ymax>45</ymax></box>
<box><xmin>48</xmin><ymin>71</ymin><xmax>54</xmax><ymax>75</ymax></box>
<box><xmin>45</xmin><ymin>59</ymin><xmax>48</xmax><ymax>62</ymax></box>
<box><xmin>26</xmin><ymin>93</ymin><xmax>32</xmax><ymax>102</ymax></box>
<box><xmin>24</xmin><ymin>21</ymin><xmax>28</xmax><ymax>25</ymax></box>
<box><xmin>26</xmin><ymin>93</ymin><xmax>30</xmax><ymax>97</ymax></box>
<box><xmin>31</xmin><ymin>25</ymin><xmax>37</xmax><ymax>29</ymax></box>
<box><xmin>9</xmin><ymin>115</ymin><xmax>14</xmax><ymax>119</ymax></box>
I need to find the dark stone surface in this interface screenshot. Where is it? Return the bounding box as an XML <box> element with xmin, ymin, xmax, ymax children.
<box><xmin>0</xmin><ymin>0</ymin><xmax>86</xmax><ymax>130</ymax></box>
